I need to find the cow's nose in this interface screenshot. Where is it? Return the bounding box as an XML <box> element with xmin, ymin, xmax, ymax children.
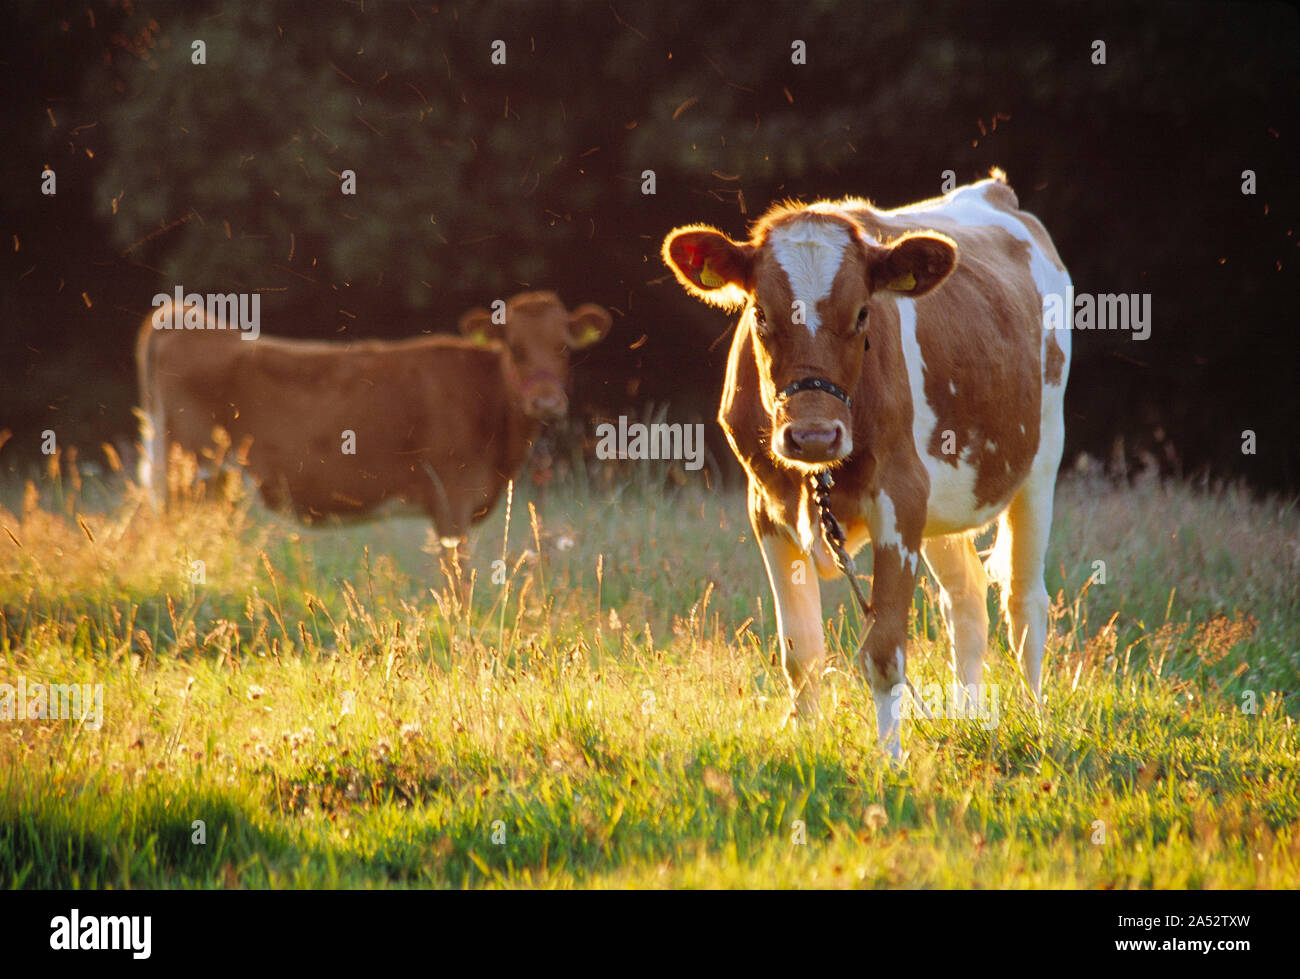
<box><xmin>782</xmin><ymin>422</ymin><xmax>844</xmax><ymax>461</ymax></box>
<box><xmin>530</xmin><ymin>393</ymin><xmax>568</xmax><ymax>420</ymax></box>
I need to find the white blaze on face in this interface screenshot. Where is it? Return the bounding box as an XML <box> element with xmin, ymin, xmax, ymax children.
<box><xmin>768</xmin><ymin>221</ymin><xmax>849</xmax><ymax>336</ymax></box>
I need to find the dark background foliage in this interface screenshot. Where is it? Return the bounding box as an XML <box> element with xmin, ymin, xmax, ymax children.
<box><xmin>1</xmin><ymin>0</ymin><xmax>1295</xmax><ymax>490</ymax></box>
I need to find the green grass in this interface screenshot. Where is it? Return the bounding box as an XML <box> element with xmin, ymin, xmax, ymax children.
<box><xmin>0</xmin><ymin>455</ymin><xmax>1296</xmax><ymax>888</ymax></box>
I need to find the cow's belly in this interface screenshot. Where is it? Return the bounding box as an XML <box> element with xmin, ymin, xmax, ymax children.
<box><xmin>918</xmin><ymin>454</ymin><xmax>1013</xmax><ymax>536</ymax></box>
<box><xmin>808</xmin><ymin>468</ymin><xmax>1009</xmax><ymax>580</ymax></box>
<box><xmin>893</xmin><ymin>297</ymin><xmax>1035</xmax><ymax>538</ymax></box>
<box><xmin>239</xmin><ymin>431</ymin><xmax>424</xmax><ymax>518</ymax></box>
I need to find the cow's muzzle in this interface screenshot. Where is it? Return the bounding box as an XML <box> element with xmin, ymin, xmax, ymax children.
<box><xmin>774</xmin><ymin>376</ymin><xmax>853</xmax><ymax>464</ymax></box>
<box><xmin>518</xmin><ymin>370</ymin><xmax>569</xmax><ymax>422</ymax></box>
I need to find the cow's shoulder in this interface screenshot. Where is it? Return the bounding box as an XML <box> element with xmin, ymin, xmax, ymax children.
<box><xmin>718</xmin><ymin>326</ymin><xmax>804</xmax><ymax>527</ymax></box>
<box><xmin>885</xmin><ymin>177</ymin><xmax>1065</xmax><ymax>275</ymax></box>
<box><xmin>718</xmin><ymin>326</ymin><xmax>767</xmax><ymax>467</ymax></box>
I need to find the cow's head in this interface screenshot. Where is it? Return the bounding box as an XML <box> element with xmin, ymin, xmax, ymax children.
<box><xmin>663</xmin><ymin>211</ymin><xmax>956</xmax><ymax>469</ymax></box>
<box><xmin>458</xmin><ymin>291</ymin><xmax>612</xmax><ymax>422</ymax></box>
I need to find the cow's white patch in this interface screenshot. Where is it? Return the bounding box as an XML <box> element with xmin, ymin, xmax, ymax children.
<box><xmin>896</xmin><ymin>300</ymin><xmax>1004</xmax><ymax>536</ymax></box>
<box><xmin>899</xmin><ymin>179</ymin><xmax>1073</xmax><ymax>401</ymax></box>
<box><xmin>872</xmin><ymin>645</ymin><xmax>906</xmax><ymax>759</ymax></box>
<box><xmin>769</xmin><ymin>221</ymin><xmax>849</xmax><ymax>337</ymax></box>
<box><xmin>902</xmin><ymin>547</ymin><xmax>919</xmax><ymax>577</ymax></box>
<box><xmin>870</xmin><ymin>492</ymin><xmax>919</xmax><ymax>576</ymax></box>
<box><xmin>874</xmin><ymin>690</ymin><xmax>900</xmax><ymax>757</ymax></box>
<box><xmin>873</xmin><ymin>491</ymin><xmax>903</xmax><ymax>547</ymax></box>
<box><xmin>899</xmin><ymin>181</ymin><xmax>1061</xmax><ymax>316</ymax></box>
<box><xmin>890</xmin><ymin>181</ymin><xmax>1075</xmax><ymax>532</ymax></box>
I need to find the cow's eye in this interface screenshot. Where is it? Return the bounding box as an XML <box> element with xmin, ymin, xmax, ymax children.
<box><xmin>855</xmin><ymin>306</ymin><xmax>869</xmax><ymax>329</ymax></box>
<box><xmin>752</xmin><ymin>305</ymin><xmax>769</xmax><ymax>334</ymax></box>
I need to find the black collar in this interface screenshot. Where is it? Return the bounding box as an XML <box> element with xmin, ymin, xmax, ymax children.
<box><xmin>777</xmin><ymin>376</ymin><xmax>852</xmax><ymax>408</ymax></box>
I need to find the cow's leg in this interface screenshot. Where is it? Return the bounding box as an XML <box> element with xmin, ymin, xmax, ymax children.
<box><xmin>857</xmin><ymin>492</ymin><xmax>924</xmax><ymax>760</ymax></box>
<box><xmin>435</xmin><ymin>529</ymin><xmax>469</xmax><ymax>590</ymax></box>
<box><xmin>999</xmin><ymin>470</ymin><xmax>1056</xmax><ymax>699</ymax></box>
<box><xmin>133</xmin><ymin>407</ymin><xmax>166</xmax><ymax>509</ymax></box>
<box><xmin>418</xmin><ymin>463</ymin><xmax>471</xmax><ymax>588</ymax></box>
<box><xmin>419</xmin><ymin>462</ymin><xmax>471</xmax><ymax>545</ymax></box>
<box><xmin>438</xmin><ymin>538</ymin><xmax>467</xmax><ymax>594</ymax></box>
<box><xmin>756</xmin><ymin>531</ymin><xmax>825</xmax><ymax>721</ymax></box>
<box><xmin>922</xmin><ymin>534</ymin><xmax>990</xmax><ymax>703</ymax></box>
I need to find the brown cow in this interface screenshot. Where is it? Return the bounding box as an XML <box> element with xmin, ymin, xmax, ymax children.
<box><xmin>663</xmin><ymin>173</ymin><xmax>1071</xmax><ymax>758</ymax></box>
<box><xmin>136</xmin><ymin>290</ymin><xmax>611</xmax><ymax>545</ymax></box>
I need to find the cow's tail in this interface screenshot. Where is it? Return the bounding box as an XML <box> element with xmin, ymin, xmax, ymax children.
<box><xmin>134</xmin><ymin>304</ymin><xmax>166</xmax><ymax>506</ymax></box>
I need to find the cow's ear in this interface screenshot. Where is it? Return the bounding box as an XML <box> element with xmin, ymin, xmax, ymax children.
<box><xmin>662</xmin><ymin>225</ymin><xmax>755</xmax><ymax>309</ymax></box>
<box><xmin>567</xmin><ymin>304</ymin><xmax>612</xmax><ymax>349</ymax></box>
<box><xmin>869</xmin><ymin>233</ymin><xmax>958</xmax><ymax>297</ymax></box>
<box><xmin>458</xmin><ymin>307</ymin><xmax>503</xmax><ymax>345</ymax></box>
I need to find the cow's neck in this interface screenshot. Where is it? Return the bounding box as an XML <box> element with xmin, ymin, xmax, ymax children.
<box><xmin>496</xmin><ymin>356</ymin><xmax>543</xmax><ymax>473</ymax></box>
<box><xmin>721</xmin><ymin>326</ymin><xmax>878</xmax><ymax>538</ymax></box>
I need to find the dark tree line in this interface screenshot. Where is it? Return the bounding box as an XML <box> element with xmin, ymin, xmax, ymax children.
<box><xmin>1</xmin><ymin>0</ymin><xmax>1296</xmax><ymax>491</ymax></box>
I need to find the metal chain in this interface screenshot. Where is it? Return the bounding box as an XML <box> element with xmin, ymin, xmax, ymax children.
<box><xmin>813</xmin><ymin>469</ymin><xmax>935</xmax><ymax>721</ymax></box>
<box><xmin>811</xmin><ymin>470</ymin><xmax>873</xmax><ymax>623</ymax></box>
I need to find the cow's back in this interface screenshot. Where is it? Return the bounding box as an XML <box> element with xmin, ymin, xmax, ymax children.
<box><xmin>842</xmin><ymin>179</ymin><xmax>1071</xmax><ymax>535</ymax></box>
<box><xmin>143</xmin><ymin>327</ymin><xmax>519</xmax><ymax>522</ymax></box>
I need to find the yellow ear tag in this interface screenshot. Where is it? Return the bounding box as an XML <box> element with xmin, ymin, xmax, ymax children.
<box><xmin>470</xmin><ymin>329</ymin><xmax>489</xmax><ymax>345</ymax></box>
<box><xmin>698</xmin><ymin>259</ymin><xmax>725</xmax><ymax>289</ymax></box>
<box><xmin>886</xmin><ymin>272</ymin><xmax>917</xmax><ymax>292</ymax></box>
<box><xmin>579</xmin><ymin>325</ymin><xmax>602</xmax><ymax>345</ymax></box>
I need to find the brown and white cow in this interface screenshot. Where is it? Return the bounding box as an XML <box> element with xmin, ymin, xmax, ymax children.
<box><xmin>663</xmin><ymin>173</ymin><xmax>1071</xmax><ymax>758</ymax></box>
<box><xmin>136</xmin><ymin>290</ymin><xmax>611</xmax><ymax>545</ymax></box>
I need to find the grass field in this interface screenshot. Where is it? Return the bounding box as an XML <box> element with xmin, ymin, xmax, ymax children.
<box><xmin>1</xmin><ymin>455</ymin><xmax>1296</xmax><ymax>888</ymax></box>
